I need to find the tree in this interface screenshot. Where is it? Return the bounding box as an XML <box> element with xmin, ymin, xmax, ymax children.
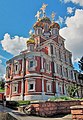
<box><xmin>67</xmin><ymin>84</ymin><xmax>79</xmax><ymax>98</ymax></box>
<box><xmin>78</xmin><ymin>56</ymin><xmax>83</xmax><ymax>80</ymax></box>
<box><xmin>0</xmin><ymin>78</ymin><xmax>5</xmax><ymax>90</ymax></box>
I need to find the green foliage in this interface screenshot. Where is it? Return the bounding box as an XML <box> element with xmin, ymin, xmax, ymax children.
<box><xmin>0</xmin><ymin>88</ymin><xmax>4</xmax><ymax>92</ymax></box>
<box><xmin>67</xmin><ymin>84</ymin><xmax>79</xmax><ymax>98</ymax></box>
<box><xmin>0</xmin><ymin>79</ymin><xmax>5</xmax><ymax>90</ymax></box>
<box><xmin>6</xmin><ymin>100</ymin><xmax>30</xmax><ymax>109</ymax></box>
<box><xmin>49</xmin><ymin>96</ymin><xmax>74</xmax><ymax>101</ymax></box>
<box><xmin>17</xmin><ymin>100</ymin><xmax>30</xmax><ymax>106</ymax></box>
<box><xmin>49</xmin><ymin>96</ymin><xmax>83</xmax><ymax>101</ymax></box>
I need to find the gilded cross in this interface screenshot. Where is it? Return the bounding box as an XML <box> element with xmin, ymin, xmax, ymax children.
<box><xmin>35</xmin><ymin>11</ymin><xmax>41</xmax><ymax>20</ymax></box>
<box><xmin>40</xmin><ymin>3</ymin><xmax>48</xmax><ymax>17</ymax></box>
<box><xmin>51</xmin><ymin>12</ymin><xmax>56</xmax><ymax>21</ymax></box>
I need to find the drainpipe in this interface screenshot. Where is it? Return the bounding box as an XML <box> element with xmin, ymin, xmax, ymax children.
<box><xmin>22</xmin><ymin>54</ymin><xmax>26</xmax><ymax>100</ymax></box>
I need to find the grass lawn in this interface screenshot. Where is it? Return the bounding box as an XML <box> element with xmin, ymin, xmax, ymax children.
<box><xmin>0</xmin><ymin>87</ymin><xmax>4</xmax><ymax>92</ymax></box>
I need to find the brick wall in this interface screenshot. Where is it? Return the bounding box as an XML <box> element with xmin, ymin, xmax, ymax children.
<box><xmin>30</xmin><ymin>100</ymin><xmax>83</xmax><ymax>117</ymax></box>
<box><xmin>0</xmin><ymin>92</ymin><xmax>4</xmax><ymax>101</ymax></box>
<box><xmin>71</xmin><ymin>105</ymin><xmax>83</xmax><ymax>120</ymax></box>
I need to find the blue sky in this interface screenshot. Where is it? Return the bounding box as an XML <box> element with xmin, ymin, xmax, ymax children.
<box><xmin>0</xmin><ymin>0</ymin><xmax>83</xmax><ymax>77</ymax></box>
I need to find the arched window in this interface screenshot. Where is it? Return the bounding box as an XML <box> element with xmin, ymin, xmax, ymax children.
<box><xmin>51</xmin><ymin>28</ymin><xmax>59</xmax><ymax>36</ymax></box>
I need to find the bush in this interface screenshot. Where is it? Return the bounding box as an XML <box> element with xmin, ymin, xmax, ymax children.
<box><xmin>6</xmin><ymin>100</ymin><xmax>30</xmax><ymax>110</ymax></box>
<box><xmin>49</xmin><ymin>96</ymin><xmax>74</xmax><ymax>101</ymax></box>
<box><xmin>49</xmin><ymin>96</ymin><xmax>83</xmax><ymax>101</ymax></box>
<box><xmin>17</xmin><ymin>100</ymin><xmax>30</xmax><ymax>106</ymax></box>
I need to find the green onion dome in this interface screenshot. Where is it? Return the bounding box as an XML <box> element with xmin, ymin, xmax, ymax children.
<box><xmin>50</xmin><ymin>22</ymin><xmax>60</xmax><ymax>29</ymax></box>
<box><xmin>33</xmin><ymin>17</ymin><xmax>51</xmax><ymax>29</ymax></box>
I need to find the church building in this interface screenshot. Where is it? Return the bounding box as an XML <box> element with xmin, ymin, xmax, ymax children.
<box><xmin>5</xmin><ymin>4</ymin><xmax>83</xmax><ymax>101</ymax></box>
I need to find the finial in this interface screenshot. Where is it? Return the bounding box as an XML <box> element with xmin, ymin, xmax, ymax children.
<box><xmin>29</xmin><ymin>29</ymin><xmax>33</xmax><ymax>36</ymax></box>
<box><xmin>35</xmin><ymin>11</ymin><xmax>41</xmax><ymax>20</ymax></box>
<box><xmin>40</xmin><ymin>3</ymin><xmax>48</xmax><ymax>17</ymax></box>
<box><xmin>51</xmin><ymin>12</ymin><xmax>56</xmax><ymax>22</ymax></box>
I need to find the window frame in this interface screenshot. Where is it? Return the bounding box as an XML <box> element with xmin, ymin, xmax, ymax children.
<box><xmin>47</xmin><ymin>82</ymin><xmax>52</xmax><ymax>93</ymax></box>
<box><xmin>12</xmin><ymin>82</ymin><xmax>18</xmax><ymax>93</ymax></box>
<box><xmin>28</xmin><ymin>81</ymin><xmax>35</xmax><ymax>91</ymax></box>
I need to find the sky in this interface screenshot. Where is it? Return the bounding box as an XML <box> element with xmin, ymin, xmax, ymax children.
<box><xmin>0</xmin><ymin>0</ymin><xmax>83</xmax><ymax>78</ymax></box>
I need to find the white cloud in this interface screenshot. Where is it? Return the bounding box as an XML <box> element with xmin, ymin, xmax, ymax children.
<box><xmin>1</xmin><ymin>33</ymin><xmax>27</xmax><ymax>55</ymax></box>
<box><xmin>60</xmin><ymin>9</ymin><xmax>83</xmax><ymax>62</ymax></box>
<box><xmin>67</xmin><ymin>7</ymin><xmax>74</xmax><ymax>14</ymax></box>
<box><xmin>74</xmin><ymin>58</ymin><xmax>80</xmax><ymax>63</ymax></box>
<box><xmin>0</xmin><ymin>59</ymin><xmax>5</xmax><ymax>77</ymax></box>
<box><xmin>64</xmin><ymin>0</ymin><xmax>83</xmax><ymax>6</ymax></box>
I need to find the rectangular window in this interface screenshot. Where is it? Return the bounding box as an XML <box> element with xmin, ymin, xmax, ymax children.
<box><xmin>12</xmin><ymin>83</ymin><xmax>18</xmax><ymax>93</ymax></box>
<box><xmin>28</xmin><ymin>81</ymin><xmax>35</xmax><ymax>91</ymax></box>
<box><xmin>59</xmin><ymin>84</ymin><xmax>62</xmax><ymax>93</ymax></box>
<box><xmin>71</xmin><ymin>70</ymin><xmax>73</xmax><ymax>79</ymax></box>
<box><xmin>16</xmin><ymin>64</ymin><xmax>18</xmax><ymax>71</ymax></box>
<box><xmin>29</xmin><ymin>84</ymin><xmax>33</xmax><ymax>90</ymax></box>
<box><xmin>60</xmin><ymin>65</ymin><xmax>63</xmax><ymax>76</ymax></box>
<box><xmin>30</xmin><ymin>45</ymin><xmax>34</xmax><ymax>51</ymax></box>
<box><xmin>30</xmin><ymin>61</ymin><xmax>34</xmax><ymax>68</ymax></box>
<box><xmin>47</xmin><ymin>82</ymin><xmax>52</xmax><ymax>92</ymax></box>
<box><xmin>46</xmin><ymin>62</ymin><xmax>50</xmax><ymax>72</ymax></box>
<box><xmin>50</xmin><ymin>45</ymin><xmax>53</xmax><ymax>55</ymax></box>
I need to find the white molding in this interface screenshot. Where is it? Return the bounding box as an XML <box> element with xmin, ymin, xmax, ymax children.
<box><xmin>25</xmin><ymin>73</ymin><xmax>41</xmax><ymax>77</ymax></box>
<box><xmin>46</xmin><ymin>81</ymin><xmax>52</xmax><ymax>93</ymax></box>
<box><xmin>24</xmin><ymin>94</ymin><xmax>54</xmax><ymax>101</ymax></box>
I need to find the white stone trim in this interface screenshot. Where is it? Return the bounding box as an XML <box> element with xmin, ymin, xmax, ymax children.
<box><xmin>12</xmin><ymin>82</ymin><xmax>18</xmax><ymax>94</ymax></box>
<box><xmin>28</xmin><ymin>80</ymin><xmax>35</xmax><ymax>92</ymax></box>
<box><xmin>42</xmin><ymin>77</ymin><xmax>44</xmax><ymax>93</ymax></box>
<box><xmin>46</xmin><ymin>81</ymin><xmax>52</xmax><ymax>93</ymax></box>
<box><xmin>24</xmin><ymin>94</ymin><xmax>54</xmax><ymax>101</ymax></box>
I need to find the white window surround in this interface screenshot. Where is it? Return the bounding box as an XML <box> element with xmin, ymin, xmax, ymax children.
<box><xmin>58</xmin><ymin>83</ymin><xmax>63</xmax><ymax>94</ymax></box>
<box><xmin>46</xmin><ymin>82</ymin><xmax>52</xmax><ymax>93</ymax></box>
<box><xmin>46</xmin><ymin>61</ymin><xmax>51</xmax><ymax>73</ymax></box>
<box><xmin>28</xmin><ymin>59</ymin><xmax>37</xmax><ymax>71</ymax></box>
<box><xmin>27</xmin><ymin>45</ymin><xmax>34</xmax><ymax>52</ymax></box>
<box><xmin>51</xmin><ymin>28</ymin><xmax>59</xmax><ymax>36</ymax></box>
<box><xmin>12</xmin><ymin>82</ymin><xmax>18</xmax><ymax>93</ymax></box>
<box><xmin>35</xmin><ymin>27</ymin><xmax>42</xmax><ymax>35</ymax></box>
<box><xmin>28</xmin><ymin>81</ymin><xmax>35</xmax><ymax>91</ymax></box>
<box><xmin>14</xmin><ymin>62</ymin><xmax>21</xmax><ymax>74</ymax></box>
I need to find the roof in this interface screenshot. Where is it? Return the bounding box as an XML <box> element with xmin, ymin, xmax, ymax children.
<box><xmin>26</xmin><ymin>38</ymin><xmax>35</xmax><ymax>45</ymax></box>
<box><xmin>33</xmin><ymin>17</ymin><xmax>51</xmax><ymax>29</ymax></box>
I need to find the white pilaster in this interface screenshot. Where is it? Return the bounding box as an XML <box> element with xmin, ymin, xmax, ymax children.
<box><xmin>21</xmin><ymin>79</ymin><xmax>24</xmax><ymax>100</ymax></box>
<box><xmin>42</xmin><ymin>77</ymin><xmax>45</xmax><ymax>100</ymax></box>
<box><xmin>40</xmin><ymin>54</ymin><xmax>44</xmax><ymax>72</ymax></box>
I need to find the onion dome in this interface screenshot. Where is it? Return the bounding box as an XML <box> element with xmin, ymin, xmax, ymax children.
<box><xmin>26</xmin><ymin>37</ymin><xmax>35</xmax><ymax>45</ymax></box>
<box><xmin>33</xmin><ymin>17</ymin><xmax>51</xmax><ymax>29</ymax></box>
<box><xmin>50</xmin><ymin>22</ymin><xmax>60</xmax><ymax>29</ymax></box>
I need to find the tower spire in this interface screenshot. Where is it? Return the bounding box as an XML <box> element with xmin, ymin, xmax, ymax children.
<box><xmin>40</xmin><ymin>3</ymin><xmax>48</xmax><ymax>17</ymax></box>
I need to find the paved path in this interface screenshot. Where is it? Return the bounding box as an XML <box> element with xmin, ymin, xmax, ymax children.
<box><xmin>0</xmin><ymin>105</ymin><xmax>72</xmax><ymax>120</ymax></box>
